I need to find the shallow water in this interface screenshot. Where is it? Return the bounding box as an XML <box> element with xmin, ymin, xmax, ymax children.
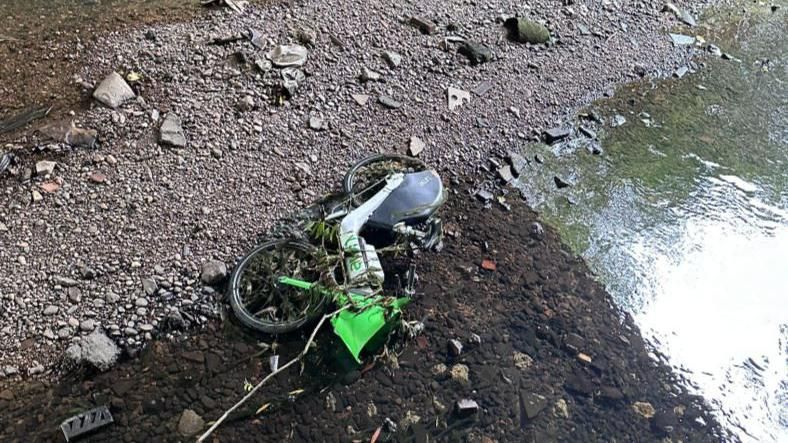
<box><xmin>514</xmin><ymin>4</ymin><xmax>787</xmax><ymax>441</ymax></box>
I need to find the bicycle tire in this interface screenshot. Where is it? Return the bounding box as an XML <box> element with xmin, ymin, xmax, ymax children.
<box><xmin>342</xmin><ymin>153</ymin><xmax>428</xmax><ymax>207</ymax></box>
<box><xmin>228</xmin><ymin>239</ymin><xmax>326</xmax><ymax>334</ymax></box>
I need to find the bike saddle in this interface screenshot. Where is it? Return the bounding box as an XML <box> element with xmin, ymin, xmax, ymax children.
<box><xmin>367</xmin><ymin>170</ymin><xmax>445</xmax><ymax>231</ymax></box>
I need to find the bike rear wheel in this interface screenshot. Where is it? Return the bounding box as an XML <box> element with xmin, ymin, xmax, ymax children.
<box><xmin>343</xmin><ymin>153</ymin><xmax>428</xmax><ymax>207</ymax></box>
<box><xmin>228</xmin><ymin>239</ymin><xmax>326</xmax><ymax>334</ymax></box>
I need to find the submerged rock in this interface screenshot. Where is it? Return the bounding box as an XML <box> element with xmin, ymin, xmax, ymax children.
<box><xmin>92</xmin><ymin>72</ymin><xmax>135</xmax><ymax>109</ymax></box>
<box><xmin>505</xmin><ymin>18</ymin><xmax>551</xmax><ymax>44</ymax></box>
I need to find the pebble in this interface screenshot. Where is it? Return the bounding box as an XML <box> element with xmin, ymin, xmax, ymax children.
<box><xmin>43</xmin><ymin>305</ymin><xmax>59</xmax><ymax>316</ymax></box>
<box><xmin>378</xmin><ymin>95</ymin><xmax>402</xmax><ymax>109</ymax></box>
<box><xmin>450</xmin><ymin>364</ymin><xmax>469</xmax><ymax>384</ymax></box>
<box><xmin>93</xmin><ymin>71</ymin><xmax>135</xmax><ymax>108</ymax></box>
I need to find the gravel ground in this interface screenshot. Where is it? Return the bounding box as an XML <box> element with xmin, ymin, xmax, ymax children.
<box><xmin>0</xmin><ymin>0</ymin><xmax>712</xmax><ymax>376</ymax></box>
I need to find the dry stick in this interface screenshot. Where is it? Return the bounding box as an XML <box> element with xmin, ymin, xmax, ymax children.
<box><xmin>197</xmin><ymin>306</ymin><xmax>348</xmax><ymax>443</ymax></box>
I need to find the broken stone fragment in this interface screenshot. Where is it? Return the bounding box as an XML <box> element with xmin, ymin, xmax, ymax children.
<box><xmin>447</xmin><ymin>87</ymin><xmax>470</xmax><ymax>111</ymax></box>
<box><xmin>35</xmin><ymin>160</ymin><xmax>56</xmax><ymax>176</ymax></box>
<box><xmin>409</xmin><ymin>16</ymin><xmax>437</xmax><ymax>35</ymax></box>
<box><xmin>382</xmin><ymin>51</ymin><xmax>402</xmax><ymax>68</ymax></box>
<box><xmin>505</xmin><ymin>18</ymin><xmax>551</xmax><ymax>44</ymax></box>
<box><xmin>159</xmin><ymin>113</ymin><xmax>187</xmax><ymax>147</ymax></box>
<box><xmin>448</xmin><ymin>339</ymin><xmax>463</xmax><ymax>356</ymax></box>
<box><xmin>408</xmin><ymin>136</ymin><xmax>425</xmax><ymax>157</ymax></box>
<box><xmin>93</xmin><ymin>72</ymin><xmax>135</xmax><ymax>109</ymax></box>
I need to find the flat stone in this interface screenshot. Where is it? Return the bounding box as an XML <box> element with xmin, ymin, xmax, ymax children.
<box><xmin>159</xmin><ymin>113</ymin><xmax>187</xmax><ymax>147</ymax></box>
<box><xmin>378</xmin><ymin>95</ymin><xmax>402</xmax><ymax>109</ymax></box>
<box><xmin>544</xmin><ymin>127</ymin><xmax>571</xmax><ymax>144</ymax></box>
<box><xmin>669</xmin><ymin>33</ymin><xmax>695</xmax><ymax>46</ymax></box>
<box><xmin>408</xmin><ymin>136</ymin><xmax>425</xmax><ymax>157</ymax></box>
<box><xmin>352</xmin><ymin>94</ymin><xmax>370</xmax><ymax>106</ymax></box>
<box><xmin>508</xmin><ymin>152</ymin><xmax>528</xmax><ymax>176</ymax></box>
<box><xmin>43</xmin><ymin>305</ymin><xmax>58</xmax><ymax>316</ymax></box>
<box><xmin>471</xmin><ymin>81</ymin><xmax>494</xmax><ymax>96</ymax></box>
<box><xmin>93</xmin><ymin>72</ymin><xmax>135</xmax><ymax>109</ymax></box>
<box><xmin>360</xmin><ymin>67</ymin><xmax>382</xmax><ymax>82</ymax></box>
<box><xmin>498</xmin><ymin>165</ymin><xmax>514</xmax><ymax>182</ymax></box>
<box><xmin>308</xmin><ymin>115</ymin><xmax>324</xmax><ymax>131</ymax></box>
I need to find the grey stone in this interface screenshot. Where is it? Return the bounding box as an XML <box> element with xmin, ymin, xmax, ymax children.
<box><xmin>360</xmin><ymin>67</ymin><xmax>382</xmax><ymax>82</ymax></box>
<box><xmin>382</xmin><ymin>51</ymin><xmax>402</xmax><ymax>68</ymax></box>
<box><xmin>177</xmin><ymin>409</ymin><xmax>205</xmax><ymax>436</ymax></box>
<box><xmin>79</xmin><ymin>319</ymin><xmax>96</xmax><ymax>332</ymax></box>
<box><xmin>142</xmin><ymin>278</ymin><xmax>158</xmax><ymax>296</ymax></box>
<box><xmin>201</xmin><ymin>260</ymin><xmax>227</xmax><ymax>285</ymax></box>
<box><xmin>35</xmin><ymin>160</ymin><xmax>57</xmax><ymax>176</ymax></box>
<box><xmin>135</xmin><ymin>297</ymin><xmax>149</xmax><ymax>307</ymax></box>
<box><xmin>308</xmin><ymin>115</ymin><xmax>324</xmax><ymax>131</ymax></box>
<box><xmin>43</xmin><ymin>305</ymin><xmax>59</xmax><ymax>316</ymax></box>
<box><xmin>93</xmin><ymin>72</ymin><xmax>135</xmax><ymax>109</ymax></box>
<box><xmin>498</xmin><ymin>165</ymin><xmax>514</xmax><ymax>182</ymax></box>
<box><xmin>508</xmin><ymin>152</ymin><xmax>528</xmax><ymax>176</ymax></box>
<box><xmin>159</xmin><ymin>113</ymin><xmax>187</xmax><ymax>147</ymax></box>
<box><xmin>448</xmin><ymin>339</ymin><xmax>463</xmax><ymax>356</ymax></box>
<box><xmin>68</xmin><ymin>287</ymin><xmax>82</xmax><ymax>303</ymax></box>
<box><xmin>544</xmin><ymin>127</ymin><xmax>571</xmax><ymax>144</ymax></box>
<box><xmin>64</xmin><ymin>330</ymin><xmax>120</xmax><ymax>371</ymax></box>
<box><xmin>352</xmin><ymin>94</ymin><xmax>370</xmax><ymax>106</ymax></box>
<box><xmin>378</xmin><ymin>95</ymin><xmax>402</xmax><ymax>109</ymax></box>
<box><xmin>669</xmin><ymin>33</ymin><xmax>695</xmax><ymax>46</ymax></box>
<box><xmin>458</xmin><ymin>41</ymin><xmax>493</xmax><ymax>65</ymax></box>
<box><xmin>674</xmin><ymin>66</ymin><xmax>689</xmax><ymax>78</ymax></box>
<box><xmin>612</xmin><ymin>114</ymin><xmax>627</xmax><ymax>127</ymax></box>
<box><xmin>409</xmin><ymin>16</ymin><xmax>437</xmax><ymax>35</ymax></box>
<box><xmin>237</xmin><ymin>95</ymin><xmax>255</xmax><ymax>112</ymax></box>
<box><xmin>409</xmin><ymin>136</ymin><xmax>425</xmax><ymax>157</ymax></box>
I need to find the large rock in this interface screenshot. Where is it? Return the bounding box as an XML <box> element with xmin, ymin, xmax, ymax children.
<box><xmin>159</xmin><ymin>113</ymin><xmax>187</xmax><ymax>147</ymax></box>
<box><xmin>93</xmin><ymin>72</ymin><xmax>135</xmax><ymax>109</ymax></box>
<box><xmin>201</xmin><ymin>260</ymin><xmax>227</xmax><ymax>286</ymax></box>
<box><xmin>64</xmin><ymin>330</ymin><xmax>120</xmax><ymax>371</ymax></box>
<box><xmin>505</xmin><ymin>18</ymin><xmax>551</xmax><ymax>44</ymax></box>
<box><xmin>177</xmin><ymin>409</ymin><xmax>205</xmax><ymax>437</ymax></box>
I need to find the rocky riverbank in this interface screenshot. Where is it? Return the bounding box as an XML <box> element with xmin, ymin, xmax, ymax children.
<box><xmin>0</xmin><ymin>0</ymin><xmax>715</xmax><ymax>378</ymax></box>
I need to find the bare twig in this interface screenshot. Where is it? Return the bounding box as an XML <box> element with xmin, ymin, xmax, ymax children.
<box><xmin>197</xmin><ymin>306</ymin><xmax>348</xmax><ymax>442</ymax></box>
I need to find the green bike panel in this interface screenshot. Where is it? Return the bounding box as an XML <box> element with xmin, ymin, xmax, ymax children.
<box><xmin>278</xmin><ymin>277</ymin><xmax>410</xmax><ymax>363</ymax></box>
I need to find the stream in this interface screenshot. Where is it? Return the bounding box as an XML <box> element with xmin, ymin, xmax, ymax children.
<box><xmin>514</xmin><ymin>3</ymin><xmax>787</xmax><ymax>441</ymax></box>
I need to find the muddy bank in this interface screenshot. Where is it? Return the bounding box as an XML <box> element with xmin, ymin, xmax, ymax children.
<box><xmin>0</xmin><ymin>0</ymin><xmax>715</xmax><ymax>374</ymax></box>
<box><xmin>0</xmin><ymin>189</ymin><xmax>725</xmax><ymax>442</ymax></box>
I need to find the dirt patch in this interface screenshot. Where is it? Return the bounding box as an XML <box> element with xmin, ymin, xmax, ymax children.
<box><xmin>0</xmin><ymin>188</ymin><xmax>724</xmax><ymax>442</ymax></box>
